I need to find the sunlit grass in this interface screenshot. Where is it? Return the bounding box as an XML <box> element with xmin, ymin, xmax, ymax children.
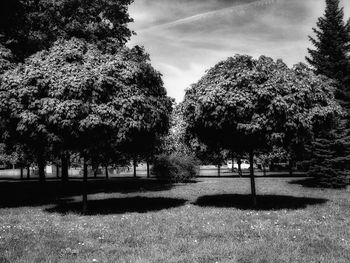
<box><xmin>0</xmin><ymin>178</ymin><xmax>349</xmax><ymax>262</ymax></box>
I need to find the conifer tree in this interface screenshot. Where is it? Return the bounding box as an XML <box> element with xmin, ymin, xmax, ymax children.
<box><xmin>305</xmin><ymin>129</ymin><xmax>350</xmax><ymax>188</ymax></box>
<box><xmin>306</xmin><ymin>0</ymin><xmax>350</xmax><ymax>92</ymax></box>
<box><xmin>306</xmin><ymin>0</ymin><xmax>350</xmax><ymax>187</ymax></box>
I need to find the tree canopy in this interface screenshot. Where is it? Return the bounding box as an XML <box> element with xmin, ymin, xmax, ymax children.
<box><xmin>0</xmin><ymin>44</ymin><xmax>14</xmax><ymax>75</ymax></box>
<box><xmin>306</xmin><ymin>0</ymin><xmax>350</xmax><ymax>95</ymax></box>
<box><xmin>183</xmin><ymin>55</ymin><xmax>341</xmax><ymax>154</ymax></box>
<box><xmin>0</xmin><ymin>38</ymin><xmax>173</xmax><ymax>180</ymax></box>
<box><xmin>0</xmin><ymin>0</ymin><xmax>134</xmax><ymax>60</ymax></box>
<box><xmin>183</xmin><ymin>54</ymin><xmax>342</xmax><ymax>204</ymax></box>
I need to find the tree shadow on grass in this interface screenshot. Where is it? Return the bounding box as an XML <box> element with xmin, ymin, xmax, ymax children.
<box><xmin>0</xmin><ymin>178</ymin><xmax>177</xmax><ymax>208</ymax></box>
<box><xmin>288</xmin><ymin>178</ymin><xmax>336</xmax><ymax>188</ymax></box>
<box><xmin>194</xmin><ymin>194</ymin><xmax>328</xmax><ymax>210</ymax></box>
<box><xmin>45</xmin><ymin>196</ymin><xmax>187</xmax><ymax>215</ymax></box>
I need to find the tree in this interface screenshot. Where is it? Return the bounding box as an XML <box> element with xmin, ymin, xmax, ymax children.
<box><xmin>183</xmin><ymin>55</ymin><xmax>341</xmax><ymax>206</ymax></box>
<box><xmin>306</xmin><ymin>0</ymin><xmax>350</xmax><ymax>92</ymax></box>
<box><xmin>306</xmin><ymin>0</ymin><xmax>350</xmax><ymax>187</ymax></box>
<box><xmin>0</xmin><ymin>0</ymin><xmax>134</xmax><ymax>60</ymax></box>
<box><xmin>0</xmin><ymin>0</ymin><xmax>135</xmax><ymax>182</ymax></box>
<box><xmin>0</xmin><ymin>38</ymin><xmax>172</xmax><ymax>189</ymax></box>
<box><xmin>303</xmin><ymin>124</ymin><xmax>350</xmax><ymax>188</ymax></box>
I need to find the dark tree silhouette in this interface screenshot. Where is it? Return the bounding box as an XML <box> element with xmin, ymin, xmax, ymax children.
<box><xmin>0</xmin><ymin>0</ymin><xmax>134</xmax><ymax>60</ymax></box>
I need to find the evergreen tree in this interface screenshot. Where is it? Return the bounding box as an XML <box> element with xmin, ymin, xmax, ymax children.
<box><xmin>305</xmin><ymin>129</ymin><xmax>350</xmax><ymax>188</ymax></box>
<box><xmin>306</xmin><ymin>0</ymin><xmax>350</xmax><ymax>92</ymax></box>
<box><xmin>306</xmin><ymin>0</ymin><xmax>350</xmax><ymax>188</ymax></box>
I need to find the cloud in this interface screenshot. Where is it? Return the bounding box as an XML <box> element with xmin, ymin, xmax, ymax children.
<box><xmin>128</xmin><ymin>0</ymin><xmax>350</xmax><ymax>102</ymax></box>
<box><xmin>138</xmin><ymin>0</ymin><xmax>268</xmax><ymax>33</ymax></box>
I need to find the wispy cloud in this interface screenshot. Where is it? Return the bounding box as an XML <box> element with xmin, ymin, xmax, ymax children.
<box><xmin>139</xmin><ymin>0</ymin><xmax>274</xmax><ymax>33</ymax></box>
<box><xmin>128</xmin><ymin>0</ymin><xmax>350</xmax><ymax>102</ymax></box>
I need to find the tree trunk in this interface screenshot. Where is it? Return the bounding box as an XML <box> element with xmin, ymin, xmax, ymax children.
<box><xmin>133</xmin><ymin>159</ymin><xmax>137</xmax><ymax>177</ymax></box>
<box><xmin>289</xmin><ymin>159</ymin><xmax>293</xmax><ymax>176</ymax></box>
<box><xmin>218</xmin><ymin>164</ymin><xmax>221</xmax><ymax>177</ymax></box>
<box><xmin>249</xmin><ymin>150</ymin><xmax>257</xmax><ymax>207</ymax></box>
<box><xmin>105</xmin><ymin>166</ymin><xmax>109</xmax><ymax>179</ymax></box>
<box><xmin>37</xmin><ymin>155</ymin><xmax>46</xmax><ymax>183</ymax></box>
<box><xmin>20</xmin><ymin>166</ymin><xmax>23</xmax><ymax>180</ymax></box>
<box><xmin>61</xmin><ymin>154</ymin><xmax>69</xmax><ymax>182</ymax></box>
<box><xmin>231</xmin><ymin>156</ymin><xmax>235</xmax><ymax>173</ymax></box>
<box><xmin>238</xmin><ymin>158</ymin><xmax>242</xmax><ymax>177</ymax></box>
<box><xmin>147</xmin><ymin>161</ymin><xmax>150</xmax><ymax>178</ymax></box>
<box><xmin>263</xmin><ymin>166</ymin><xmax>267</xmax><ymax>177</ymax></box>
<box><xmin>27</xmin><ymin>166</ymin><xmax>30</xmax><ymax>179</ymax></box>
<box><xmin>56</xmin><ymin>165</ymin><xmax>60</xmax><ymax>178</ymax></box>
<box><xmin>82</xmin><ymin>159</ymin><xmax>88</xmax><ymax>214</ymax></box>
<box><xmin>94</xmin><ymin>169</ymin><xmax>97</xmax><ymax>178</ymax></box>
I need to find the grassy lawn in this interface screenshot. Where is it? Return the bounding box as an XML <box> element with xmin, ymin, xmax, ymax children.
<box><xmin>0</xmin><ymin>177</ymin><xmax>349</xmax><ymax>263</ymax></box>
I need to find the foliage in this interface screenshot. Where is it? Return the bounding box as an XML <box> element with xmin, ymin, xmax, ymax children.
<box><xmin>161</xmin><ymin>103</ymin><xmax>191</xmax><ymax>156</ymax></box>
<box><xmin>183</xmin><ymin>54</ymin><xmax>342</xmax><ymax>202</ymax></box>
<box><xmin>0</xmin><ymin>0</ymin><xmax>136</xmax><ymax>177</ymax></box>
<box><xmin>0</xmin><ymin>44</ymin><xmax>14</xmax><ymax>75</ymax></box>
<box><xmin>183</xmin><ymin>55</ymin><xmax>341</xmax><ymax>157</ymax></box>
<box><xmin>0</xmin><ymin>143</ymin><xmax>18</xmax><ymax>166</ymax></box>
<box><xmin>190</xmin><ymin>140</ymin><xmax>227</xmax><ymax>166</ymax></box>
<box><xmin>304</xmin><ymin>129</ymin><xmax>350</xmax><ymax>188</ymax></box>
<box><xmin>306</xmin><ymin>0</ymin><xmax>350</xmax><ymax>95</ymax></box>
<box><xmin>0</xmin><ymin>0</ymin><xmax>134</xmax><ymax>60</ymax></box>
<box><xmin>257</xmin><ymin>147</ymin><xmax>289</xmax><ymax>169</ymax></box>
<box><xmin>162</xmin><ymin>103</ymin><xmax>228</xmax><ymax>165</ymax></box>
<box><xmin>0</xmin><ymin>38</ymin><xmax>172</xmax><ymax>171</ymax></box>
<box><xmin>152</xmin><ymin>154</ymin><xmax>198</xmax><ymax>183</ymax></box>
<box><xmin>307</xmin><ymin>163</ymin><xmax>349</xmax><ymax>189</ymax></box>
<box><xmin>305</xmin><ymin>0</ymin><xmax>350</xmax><ymax>187</ymax></box>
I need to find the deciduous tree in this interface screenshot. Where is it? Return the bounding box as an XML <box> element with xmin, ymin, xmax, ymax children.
<box><xmin>0</xmin><ymin>39</ymin><xmax>173</xmax><ymax>187</ymax></box>
<box><xmin>0</xmin><ymin>0</ymin><xmax>134</xmax><ymax>60</ymax></box>
<box><xmin>183</xmin><ymin>55</ymin><xmax>341</xmax><ymax>205</ymax></box>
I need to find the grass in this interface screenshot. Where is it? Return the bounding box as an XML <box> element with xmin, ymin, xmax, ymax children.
<box><xmin>0</xmin><ymin>177</ymin><xmax>349</xmax><ymax>262</ymax></box>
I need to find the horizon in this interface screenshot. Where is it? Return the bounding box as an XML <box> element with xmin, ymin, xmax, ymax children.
<box><xmin>128</xmin><ymin>0</ymin><xmax>350</xmax><ymax>102</ymax></box>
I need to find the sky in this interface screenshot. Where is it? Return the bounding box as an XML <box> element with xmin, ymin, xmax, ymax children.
<box><xmin>127</xmin><ymin>0</ymin><xmax>350</xmax><ymax>102</ymax></box>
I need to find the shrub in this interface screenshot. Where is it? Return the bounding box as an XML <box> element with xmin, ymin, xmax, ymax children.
<box><xmin>152</xmin><ymin>154</ymin><xmax>198</xmax><ymax>183</ymax></box>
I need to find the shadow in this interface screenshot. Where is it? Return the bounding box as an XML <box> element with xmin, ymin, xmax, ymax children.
<box><xmin>197</xmin><ymin>173</ymin><xmax>307</xmax><ymax>178</ymax></box>
<box><xmin>194</xmin><ymin>194</ymin><xmax>327</xmax><ymax>210</ymax></box>
<box><xmin>45</xmin><ymin>196</ymin><xmax>187</xmax><ymax>215</ymax></box>
<box><xmin>0</xmin><ymin>178</ymin><xmax>176</xmax><ymax>208</ymax></box>
<box><xmin>288</xmin><ymin>177</ymin><xmax>328</xmax><ymax>188</ymax></box>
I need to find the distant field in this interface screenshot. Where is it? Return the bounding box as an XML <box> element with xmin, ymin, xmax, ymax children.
<box><xmin>0</xmin><ymin>177</ymin><xmax>349</xmax><ymax>262</ymax></box>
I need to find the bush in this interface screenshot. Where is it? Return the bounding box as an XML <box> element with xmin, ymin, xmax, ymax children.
<box><xmin>152</xmin><ymin>154</ymin><xmax>198</xmax><ymax>183</ymax></box>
